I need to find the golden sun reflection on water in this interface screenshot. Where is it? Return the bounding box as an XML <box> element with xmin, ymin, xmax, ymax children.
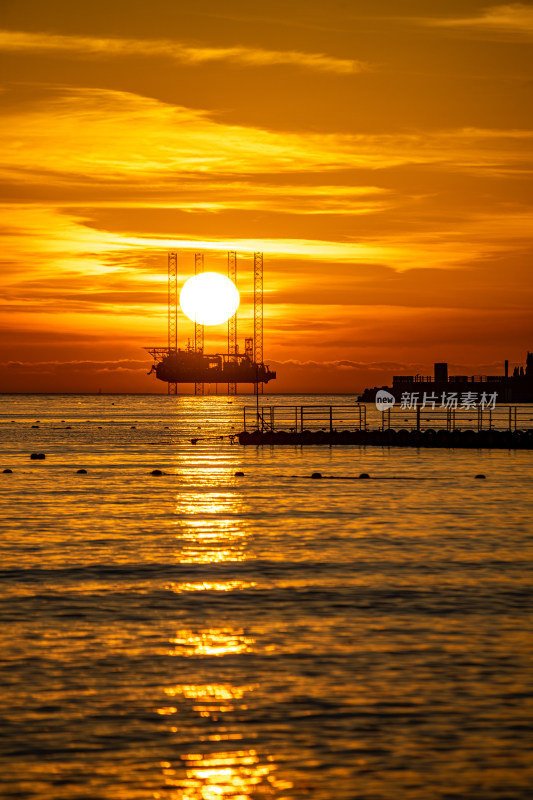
<box><xmin>158</xmin><ymin>453</ymin><xmax>294</xmax><ymax>798</ymax></box>
<box><xmin>164</xmin><ymin>684</ymin><xmax>253</xmax><ymax>701</ymax></box>
<box><xmin>173</xmin><ymin>490</ymin><xmax>249</xmax><ymax>564</ymax></box>
<box><xmin>176</xmin><ymin>491</ymin><xmax>240</xmax><ymax>517</ymax></box>
<box><xmin>167</xmin><ymin>628</ymin><xmax>255</xmax><ymax>657</ymax></box>
<box><xmin>158</xmin><ymin>749</ymin><xmax>293</xmax><ymax>800</ymax></box>
<box><xmin>156</xmin><ymin>683</ymin><xmax>293</xmax><ymax>799</ymax></box>
<box><xmin>166</xmin><ymin>581</ymin><xmax>256</xmax><ymax>593</ymax></box>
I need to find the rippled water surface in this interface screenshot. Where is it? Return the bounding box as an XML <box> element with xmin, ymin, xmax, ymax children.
<box><xmin>1</xmin><ymin>394</ymin><xmax>532</xmax><ymax>799</ymax></box>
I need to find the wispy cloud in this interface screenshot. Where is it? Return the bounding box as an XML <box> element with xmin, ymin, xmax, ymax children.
<box><xmin>273</xmin><ymin>359</ymin><xmax>415</xmax><ymax>370</ymax></box>
<box><xmin>1</xmin><ymin>87</ymin><xmax>531</xmax><ymax>191</ymax></box>
<box><xmin>2</xmin><ymin>359</ymin><xmax>149</xmax><ymax>373</ymax></box>
<box><xmin>0</xmin><ymin>29</ymin><xmax>368</xmax><ymax>74</ymax></box>
<box><xmin>0</xmin><ymin>203</ymin><xmax>405</xmax><ymax>273</ymax></box>
<box><xmin>29</xmin><ymin>183</ymin><xmax>392</xmax><ymax>216</ymax></box>
<box><xmin>424</xmin><ymin>3</ymin><xmax>533</xmax><ymax>40</ymax></box>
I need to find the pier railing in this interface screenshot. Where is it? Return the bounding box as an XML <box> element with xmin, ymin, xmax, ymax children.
<box><xmin>243</xmin><ymin>404</ymin><xmax>367</xmax><ymax>434</ymax></box>
<box><xmin>243</xmin><ymin>404</ymin><xmax>533</xmax><ymax>434</ymax></box>
<box><xmin>381</xmin><ymin>405</ymin><xmax>532</xmax><ymax>432</ymax></box>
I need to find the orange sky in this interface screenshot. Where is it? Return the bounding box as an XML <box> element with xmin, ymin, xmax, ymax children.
<box><xmin>1</xmin><ymin>0</ymin><xmax>532</xmax><ymax>393</ymax></box>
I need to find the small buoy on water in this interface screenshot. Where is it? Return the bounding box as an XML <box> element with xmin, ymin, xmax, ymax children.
<box><xmin>3</xmin><ymin>468</ymin><xmax>12</xmax><ymax>474</ymax></box>
<box><xmin>130</xmin><ymin>426</ymin><xmax>136</xmax><ymax>429</ymax></box>
<box><xmin>76</xmin><ymin>469</ymin><xmax>87</xmax><ymax>474</ymax></box>
<box><xmin>311</xmin><ymin>472</ymin><xmax>322</xmax><ymax>479</ymax></box>
<box><xmin>359</xmin><ymin>473</ymin><xmax>370</xmax><ymax>479</ymax></box>
<box><xmin>65</xmin><ymin>426</ymin><xmax>71</xmax><ymax>429</ymax></box>
<box><xmin>191</xmin><ymin>438</ymin><xmax>198</xmax><ymax>444</ymax></box>
<box><xmin>30</xmin><ymin>453</ymin><xmax>46</xmax><ymax>460</ymax></box>
<box><xmin>475</xmin><ymin>474</ymin><xmax>486</xmax><ymax>479</ymax></box>
<box><xmin>31</xmin><ymin>425</ymin><xmax>39</xmax><ymax>429</ymax></box>
<box><xmin>235</xmin><ymin>471</ymin><xmax>245</xmax><ymax>477</ymax></box>
<box><xmin>151</xmin><ymin>469</ymin><xmax>164</xmax><ymax>476</ymax></box>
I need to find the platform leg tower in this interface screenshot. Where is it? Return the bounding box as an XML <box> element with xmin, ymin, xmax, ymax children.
<box><xmin>167</xmin><ymin>251</ymin><xmax>178</xmax><ymax>395</ymax></box>
<box><xmin>253</xmin><ymin>252</ymin><xmax>264</xmax><ymax>396</ymax></box>
<box><xmin>194</xmin><ymin>252</ymin><xmax>204</xmax><ymax>396</ymax></box>
<box><xmin>227</xmin><ymin>251</ymin><xmax>237</xmax><ymax>395</ymax></box>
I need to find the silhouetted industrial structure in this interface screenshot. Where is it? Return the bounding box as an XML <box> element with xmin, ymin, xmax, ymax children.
<box><xmin>359</xmin><ymin>354</ymin><xmax>533</xmax><ymax>404</ymax></box>
<box><xmin>146</xmin><ymin>251</ymin><xmax>276</xmax><ymax>394</ymax></box>
<box><xmin>227</xmin><ymin>251</ymin><xmax>237</xmax><ymax>396</ymax></box>
<box><xmin>194</xmin><ymin>252</ymin><xmax>204</xmax><ymax>396</ymax></box>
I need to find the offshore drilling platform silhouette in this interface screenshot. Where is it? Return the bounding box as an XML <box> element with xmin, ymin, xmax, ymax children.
<box><xmin>145</xmin><ymin>251</ymin><xmax>276</xmax><ymax>395</ymax></box>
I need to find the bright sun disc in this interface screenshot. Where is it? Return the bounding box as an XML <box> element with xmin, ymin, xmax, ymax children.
<box><xmin>179</xmin><ymin>272</ymin><xmax>239</xmax><ymax>326</ymax></box>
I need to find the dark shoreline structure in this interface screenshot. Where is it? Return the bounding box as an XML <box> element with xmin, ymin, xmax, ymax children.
<box><xmin>239</xmin><ymin>427</ymin><xmax>533</xmax><ymax>449</ymax></box>
<box><xmin>237</xmin><ymin>403</ymin><xmax>533</xmax><ymax>449</ymax></box>
<box><xmin>358</xmin><ymin>352</ymin><xmax>533</xmax><ymax>404</ymax></box>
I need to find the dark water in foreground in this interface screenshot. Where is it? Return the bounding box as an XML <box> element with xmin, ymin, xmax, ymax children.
<box><xmin>0</xmin><ymin>394</ymin><xmax>532</xmax><ymax>799</ymax></box>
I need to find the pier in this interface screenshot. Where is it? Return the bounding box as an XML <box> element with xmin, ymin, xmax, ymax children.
<box><xmin>239</xmin><ymin>404</ymin><xmax>533</xmax><ymax>448</ymax></box>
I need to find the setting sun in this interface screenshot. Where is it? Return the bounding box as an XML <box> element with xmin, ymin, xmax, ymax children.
<box><xmin>179</xmin><ymin>272</ymin><xmax>239</xmax><ymax>326</ymax></box>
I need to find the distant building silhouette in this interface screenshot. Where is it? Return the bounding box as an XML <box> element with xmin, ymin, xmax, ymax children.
<box><xmin>359</xmin><ymin>351</ymin><xmax>533</xmax><ymax>403</ymax></box>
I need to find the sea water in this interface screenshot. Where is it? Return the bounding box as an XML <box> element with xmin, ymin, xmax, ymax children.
<box><xmin>0</xmin><ymin>394</ymin><xmax>532</xmax><ymax>799</ymax></box>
